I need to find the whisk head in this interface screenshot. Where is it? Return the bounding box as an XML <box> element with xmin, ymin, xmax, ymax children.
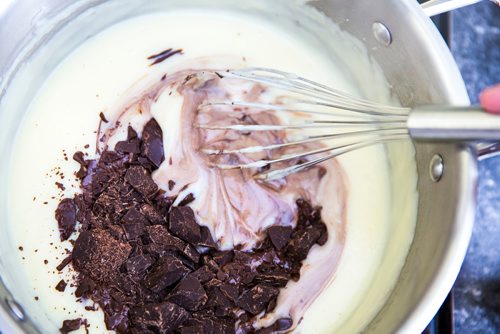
<box><xmin>195</xmin><ymin>67</ymin><xmax>411</xmax><ymax>180</ymax></box>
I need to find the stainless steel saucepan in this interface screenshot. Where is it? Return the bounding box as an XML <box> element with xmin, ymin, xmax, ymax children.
<box><xmin>0</xmin><ymin>0</ymin><xmax>497</xmax><ymax>333</ymax></box>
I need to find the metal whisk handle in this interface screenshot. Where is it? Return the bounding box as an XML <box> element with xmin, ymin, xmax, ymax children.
<box><xmin>408</xmin><ymin>106</ymin><xmax>500</xmax><ymax>141</ymax></box>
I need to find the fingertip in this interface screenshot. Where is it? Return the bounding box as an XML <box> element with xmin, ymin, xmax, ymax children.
<box><xmin>480</xmin><ymin>84</ymin><xmax>500</xmax><ymax>114</ymax></box>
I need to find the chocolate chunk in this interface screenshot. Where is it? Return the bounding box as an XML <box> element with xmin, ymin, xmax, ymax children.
<box><xmin>72</xmin><ymin>229</ymin><xmax>131</xmax><ymax>282</ymax></box>
<box><xmin>168</xmin><ymin>180</ymin><xmax>176</xmax><ymax>191</ymax></box>
<box><xmin>100</xmin><ymin>150</ymin><xmax>121</xmax><ymax>164</ymax></box>
<box><xmin>122</xmin><ymin>223</ymin><xmax>145</xmax><ymax>240</ymax></box>
<box><xmin>55</xmin><ymin>279</ymin><xmax>67</xmax><ymax>292</ymax></box>
<box><xmin>141</xmin><ymin>118</ymin><xmax>164</xmax><ymax>168</ymax></box>
<box><xmin>169</xmin><ymin>206</ymin><xmax>201</xmax><ymax>244</ymax></box>
<box><xmin>219</xmin><ymin>283</ymin><xmax>239</xmax><ymax>300</ymax></box>
<box><xmin>56</xmin><ymin>255</ymin><xmax>72</xmax><ymax>271</ymax></box>
<box><xmin>192</xmin><ymin>266</ymin><xmax>216</xmax><ymax>283</ymax></box>
<box><xmin>254</xmin><ymin>268</ymin><xmax>290</xmax><ymax>288</ymax></box>
<box><xmin>130</xmin><ymin>302</ymin><xmax>188</xmax><ymax>333</ymax></box>
<box><xmin>206</xmin><ymin>285</ymin><xmax>234</xmax><ymax>313</ymax></box>
<box><xmin>107</xmin><ymin>224</ymin><xmax>126</xmax><ymax>241</ymax></box>
<box><xmin>139</xmin><ymin>203</ymin><xmax>165</xmax><ymax>224</ymax></box>
<box><xmin>285</xmin><ymin>225</ymin><xmax>322</xmax><ymax>261</ymax></box>
<box><xmin>73</xmin><ymin>151</ymin><xmax>88</xmax><ymax>179</ymax></box>
<box><xmin>167</xmin><ymin>275</ymin><xmax>208</xmax><ymax>311</ymax></box>
<box><xmin>274</xmin><ymin>318</ymin><xmax>293</xmax><ymax>331</ymax></box>
<box><xmin>60</xmin><ymin>318</ymin><xmax>82</xmax><ymax>334</ymax></box>
<box><xmin>104</xmin><ymin>306</ymin><xmax>129</xmax><ymax>332</ymax></box>
<box><xmin>199</xmin><ymin>226</ymin><xmax>217</xmax><ymax>248</ymax></box>
<box><xmin>237</xmin><ymin>284</ymin><xmax>279</xmax><ymax>315</ymax></box>
<box><xmin>129</xmin><ymin>327</ymin><xmax>155</xmax><ymax>334</ymax></box>
<box><xmin>74</xmin><ymin>277</ymin><xmax>96</xmax><ymax>298</ymax></box>
<box><xmin>256</xmin><ymin>318</ymin><xmax>293</xmax><ymax>334</ymax></box>
<box><xmin>55</xmin><ymin>198</ymin><xmax>77</xmax><ymax>241</ymax></box>
<box><xmin>126</xmin><ymin>254</ymin><xmax>154</xmax><ymax>279</ymax></box>
<box><xmin>267</xmin><ymin>226</ymin><xmax>293</xmax><ymax>251</ymax></box>
<box><xmin>212</xmin><ymin>250</ymin><xmax>234</xmax><ymax>266</ymax></box>
<box><xmin>143</xmin><ymin>255</ymin><xmax>190</xmax><ymax>293</ymax></box>
<box><xmin>222</xmin><ymin>262</ymin><xmax>255</xmax><ymax>286</ymax></box>
<box><xmin>122</xmin><ymin>208</ymin><xmax>149</xmax><ymax>226</ymax></box>
<box><xmin>180</xmin><ymin>325</ymin><xmax>204</xmax><ymax>334</ymax></box>
<box><xmin>316</xmin><ymin>223</ymin><xmax>328</xmax><ymax>246</ymax></box>
<box><xmin>146</xmin><ymin>225</ymin><xmax>185</xmax><ymax>251</ymax></box>
<box><xmin>125</xmin><ymin>165</ymin><xmax>158</xmax><ymax>199</ymax></box>
<box><xmin>99</xmin><ymin>112</ymin><xmax>109</xmax><ymax>123</ymax></box>
<box><xmin>115</xmin><ymin>126</ymin><xmax>141</xmax><ymax>154</ymax></box>
<box><xmin>178</xmin><ymin>193</ymin><xmax>195</xmax><ymax>206</ymax></box>
<box><xmin>182</xmin><ymin>243</ymin><xmax>201</xmax><ymax>264</ymax></box>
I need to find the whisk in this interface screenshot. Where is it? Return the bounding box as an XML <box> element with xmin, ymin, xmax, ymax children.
<box><xmin>197</xmin><ymin>68</ymin><xmax>500</xmax><ymax>181</ymax></box>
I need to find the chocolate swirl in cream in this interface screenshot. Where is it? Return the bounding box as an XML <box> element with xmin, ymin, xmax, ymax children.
<box><xmin>97</xmin><ymin>69</ymin><xmax>348</xmax><ymax>329</ymax></box>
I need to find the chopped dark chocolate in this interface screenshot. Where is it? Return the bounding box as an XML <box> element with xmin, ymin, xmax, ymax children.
<box><xmin>55</xmin><ymin>279</ymin><xmax>67</xmax><ymax>292</ymax></box>
<box><xmin>72</xmin><ymin>229</ymin><xmax>131</xmax><ymax>282</ymax></box>
<box><xmin>60</xmin><ymin>318</ymin><xmax>82</xmax><ymax>334</ymax></box>
<box><xmin>237</xmin><ymin>284</ymin><xmax>279</xmax><ymax>315</ymax></box>
<box><xmin>143</xmin><ymin>255</ymin><xmax>190</xmax><ymax>293</ymax></box>
<box><xmin>126</xmin><ymin>254</ymin><xmax>154</xmax><ymax>279</ymax></box>
<box><xmin>130</xmin><ymin>302</ymin><xmax>188</xmax><ymax>333</ymax></box>
<box><xmin>146</xmin><ymin>225</ymin><xmax>185</xmax><ymax>251</ymax></box>
<box><xmin>55</xmin><ymin>198</ymin><xmax>77</xmax><ymax>241</ymax></box>
<box><xmin>125</xmin><ymin>166</ymin><xmax>158</xmax><ymax>199</ymax></box>
<box><xmin>115</xmin><ymin>126</ymin><xmax>141</xmax><ymax>154</ymax></box>
<box><xmin>122</xmin><ymin>223</ymin><xmax>145</xmax><ymax>240</ymax></box>
<box><xmin>191</xmin><ymin>266</ymin><xmax>216</xmax><ymax>283</ymax></box>
<box><xmin>122</xmin><ymin>207</ymin><xmax>149</xmax><ymax>226</ymax></box>
<box><xmin>55</xmin><ymin>117</ymin><xmax>329</xmax><ymax>333</ymax></box>
<box><xmin>286</xmin><ymin>225</ymin><xmax>324</xmax><ymax>261</ymax></box>
<box><xmin>178</xmin><ymin>192</ymin><xmax>195</xmax><ymax>206</ymax></box>
<box><xmin>139</xmin><ymin>203</ymin><xmax>165</xmax><ymax>224</ymax></box>
<box><xmin>256</xmin><ymin>318</ymin><xmax>293</xmax><ymax>334</ymax></box>
<box><xmin>141</xmin><ymin>118</ymin><xmax>164</xmax><ymax>168</ymax></box>
<box><xmin>267</xmin><ymin>226</ymin><xmax>293</xmax><ymax>251</ymax></box>
<box><xmin>56</xmin><ymin>255</ymin><xmax>72</xmax><ymax>272</ymax></box>
<box><xmin>169</xmin><ymin>206</ymin><xmax>201</xmax><ymax>244</ymax></box>
<box><xmin>199</xmin><ymin>226</ymin><xmax>217</xmax><ymax>248</ymax></box>
<box><xmin>167</xmin><ymin>275</ymin><xmax>208</xmax><ymax>311</ymax></box>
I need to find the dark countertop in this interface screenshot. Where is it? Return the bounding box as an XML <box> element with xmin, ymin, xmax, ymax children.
<box><xmin>450</xmin><ymin>2</ymin><xmax>500</xmax><ymax>333</ymax></box>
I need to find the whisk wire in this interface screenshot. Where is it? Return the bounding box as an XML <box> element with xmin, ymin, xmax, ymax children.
<box><xmin>201</xmin><ymin>68</ymin><xmax>416</xmax><ymax>179</ymax></box>
<box><xmin>202</xmin><ymin>128</ymin><xmax>408</xmax><ymax>155</ymax></box>
<box><xmin>221</xmin><ymin>68</ymin><xmax>410</xmax><ymax>115</ymax></box>
<box><xmin>255</xmin><ymin>134</ymin><xmax>409</xmax><ymax>181</ymax></box>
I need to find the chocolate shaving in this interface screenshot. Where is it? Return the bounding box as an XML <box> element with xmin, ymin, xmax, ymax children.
<box><xmin>55</xmin><ymin>279</ymin><xmax>67</xmax><ymax>292</ymax></box>
<box><xmin>55</xmin><ymin>198</ymin><xmax>77</xmax><ymax>241</ymax></box>
<box><xmin>99</xmin><ymin>112</ymin><xmax>108</xmax><ymax>123</ymax></box>
<box><xmin>147</xmin><ymin>48</ymin><xmax>183</xmax><ymax>66</ymax></box>
<box><xmin>56</xmin><ymin>255</ymin><xmax>72</xmax><ymax>271</ymax></box>
<box><xmin>60</xmin><ymin>318</ymin><xmax>82</xmax><ymax>334</ymax></box>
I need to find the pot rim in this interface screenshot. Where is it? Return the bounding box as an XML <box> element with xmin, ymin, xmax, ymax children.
<box><xmin>391</xmin><ymin>1</ymin><xmax>475</xmax><ymax>333</ymax></box>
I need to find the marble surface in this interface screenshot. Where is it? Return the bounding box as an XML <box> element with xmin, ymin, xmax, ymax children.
<box><xmin>450</xmin><ymin>2</ymin><xmax>500</xmax><ymax>333</ymax></box>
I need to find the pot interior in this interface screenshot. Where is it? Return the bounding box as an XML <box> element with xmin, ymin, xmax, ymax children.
<box><xmin>0</xmin><ymin>0</ymin><xmax>473</xmax><ymax>333</ymax></box>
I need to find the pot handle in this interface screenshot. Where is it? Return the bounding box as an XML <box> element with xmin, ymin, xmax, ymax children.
<box><xmin>408</xmin><ymin>106</ymin><xmax>500</xmax><ymax>159</ymax></box>
<box><xmin>408</xmin><ymin>106</ymin><xmax>500</xmax><ymax>141</ymax></box>
<box><xmin>421</xmin><ymin>0</ymin><xmax>499</xmax><ymax>16</ymax></box>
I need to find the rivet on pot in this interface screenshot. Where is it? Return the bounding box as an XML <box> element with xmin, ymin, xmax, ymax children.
<box><xmin>5</xmin><ymin>297</ymin><xmax>25</xmax><ymax>321</ymax></box>
<box><xmin>372</xmin><ymin>22</ymin><xmax>392</xmax><ymax>46</ymax></box>
<box><xmin>429</xmin><ymin>154</ymin><xmax>444</xmax><ymax>182</ymax></box>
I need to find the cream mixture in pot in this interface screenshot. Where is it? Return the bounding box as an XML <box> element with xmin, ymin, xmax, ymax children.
<box><xmin>2</xmin><ymin>3</ymin><xmax>418</xmax><ymax>333</ymax></box>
